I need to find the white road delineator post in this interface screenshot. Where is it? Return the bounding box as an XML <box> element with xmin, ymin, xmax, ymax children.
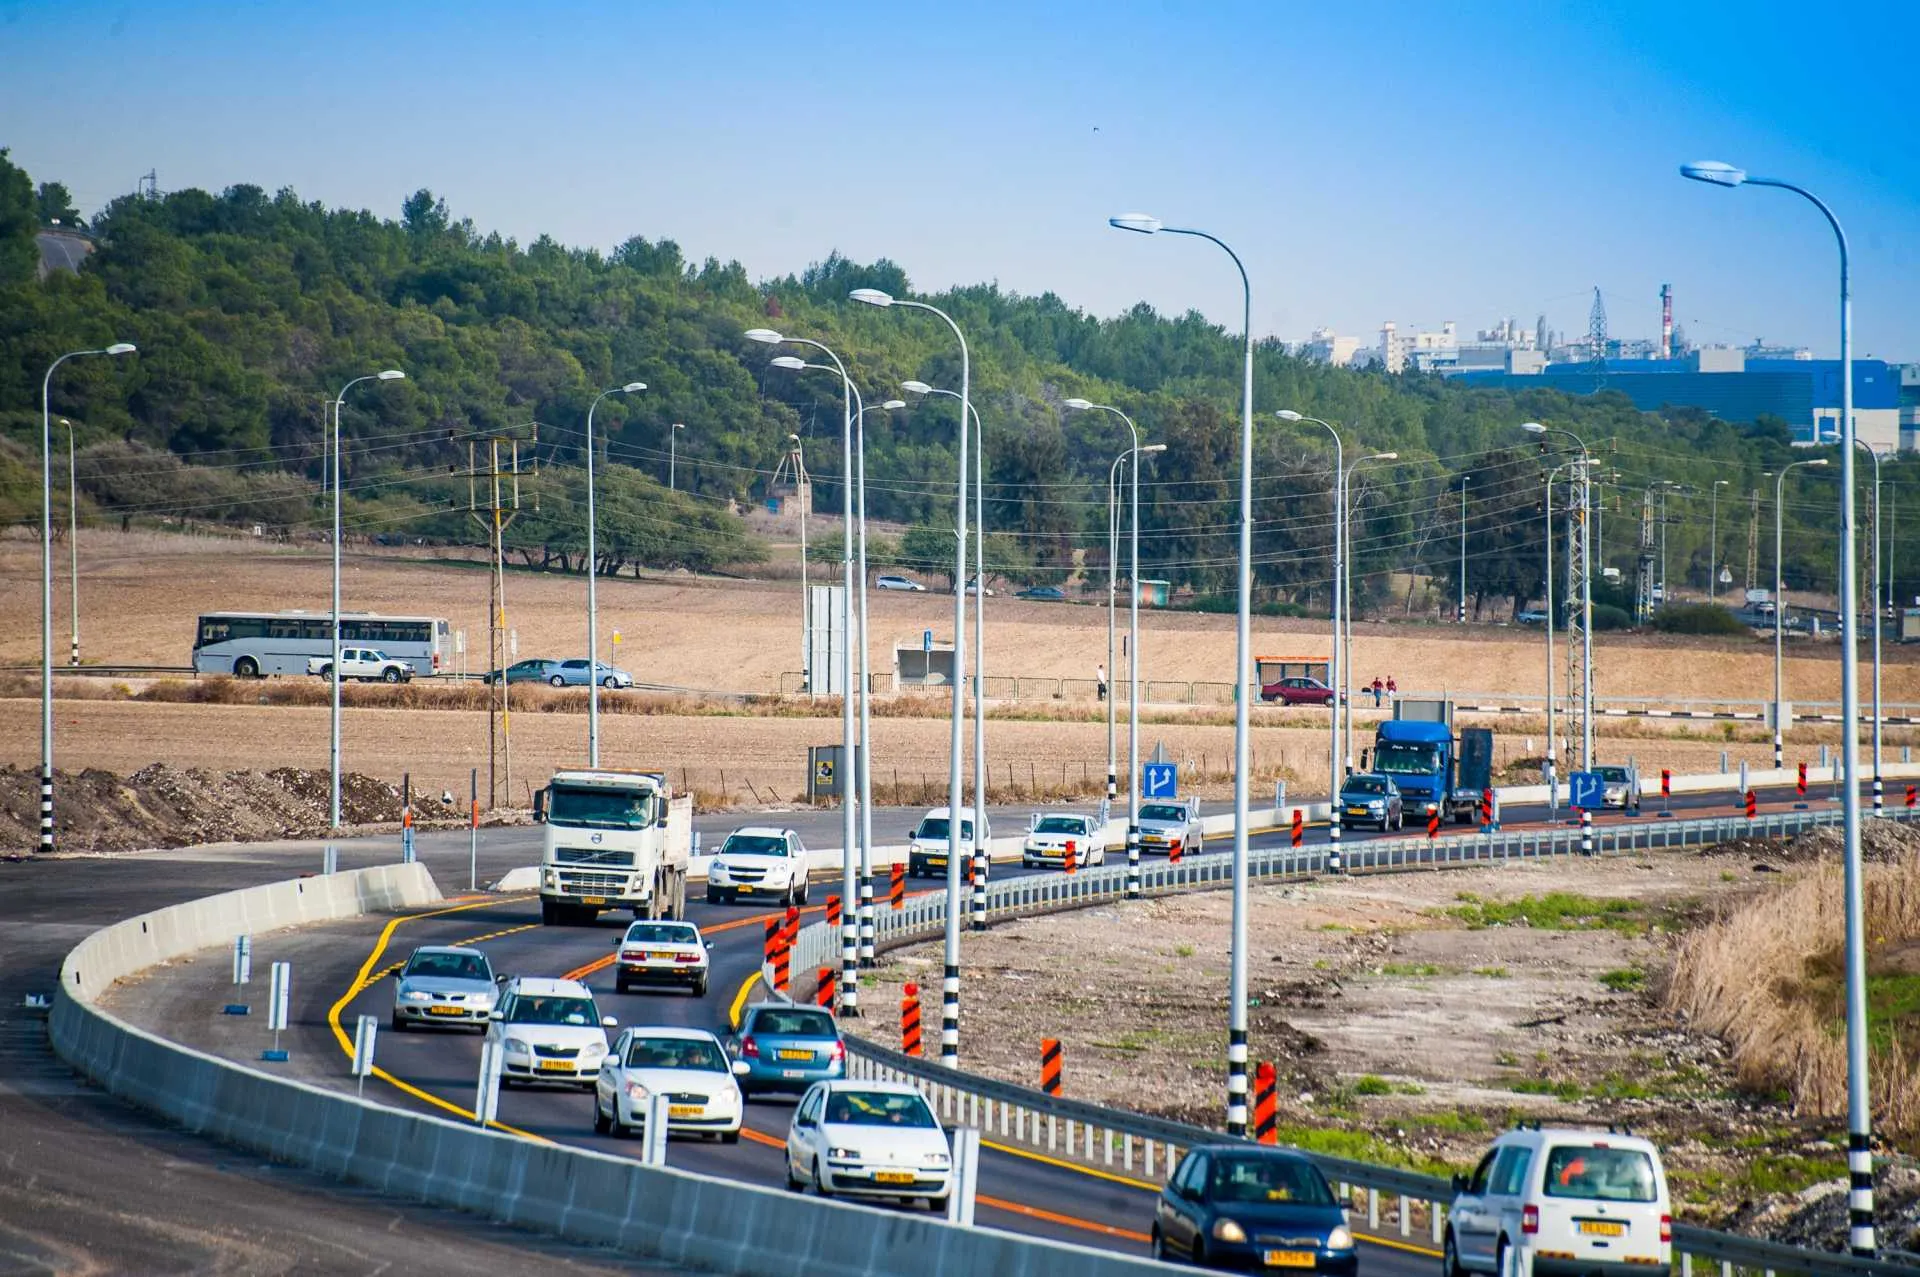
<box><xmin>322</xmin><ymin>844</ymin><xmax>338</xmax><ymax>875</ymax></box>
<box><xmin>643</xmin><ymin>1092</ymin><xmax>670</xmax><ymax>1166</ymax></box>
<box><xmin>224</xmin><ymin>934</ymin><xmax>252</xmax><ymax>1016</ymax></box>
<box><xmin>263</xmin><ymin>960</ymin><xmax>290</xmax><ymax>1061</ymax></box>
<box><xmin>352</xmin><ymin>1013</ymin><xmax>377</xmax><ymax>1097</ymax></box>
<box><xmin>946</xmin><ymin>1126</ymin><xmax>981</xmax><ymax>1226</ymax></box>
<box><xmin>475</xmin><ymin>1039</ymin><xmax>504</xmax><ymax>1126</ymax></box>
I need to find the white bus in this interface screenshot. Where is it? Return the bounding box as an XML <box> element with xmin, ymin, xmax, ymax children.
<box><xmin>192</xmin><ymin>611</ymin><xmax>452</xmax><ymax>678</ymax></box>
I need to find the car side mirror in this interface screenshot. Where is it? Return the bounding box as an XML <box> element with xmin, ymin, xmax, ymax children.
<box><xmin>532</xmin><ymin>788</ymin><xmax>547</xmax><ymax>823</ymax></box>
<box><xmin>731</xmin><ymin>1060</ymin><xmax>750</xmax><ymax>1077</ymax></box>
<box><xmin>795</xmin><ymin>1115</ymin><xmax>814</xmax><ymax>1129</ymax></box>
<box><xmin>495</xmin><ymin>973</ymin><xmax>509</xmax><ymax>984</ymax></box>
<box><xmin>612</xmin><ymin>935</ymin><xmax>622</xmax><ymax>946</ymax></box>
<box><xmin>705</xmin><ymin>939</ymin><xmax>714</xmax><ymax>949</ymax></box>
<box><xmin>1451</xmin><ymin>1173</ymin><xmax>1468</xmax><ymax>1193</ymax></box>
<box><xmin>488</xmin><ymin>1010</ymin><xmax>504</xmax><ymax>1021</ymax></box>
<box><xmin>601</xmin><ymin>1016</ymin><xmax>619</xmax><ymax>1029</ymax></box>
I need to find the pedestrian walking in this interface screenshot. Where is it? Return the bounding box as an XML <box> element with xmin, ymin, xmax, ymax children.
<box><xmin>1385</xmin><ymin>674</ymin><xmax>1397</xmax><ymax>700</ymax></box>
<box><xmin>1096</xmin><ymin>663</ymin><xmax>1107</xmax><ymax>703</ymax></box>
<box><xmin>1370</xmin><ymin>676</ymin><xmax>1384</xmax><ymax>707</ymax></box>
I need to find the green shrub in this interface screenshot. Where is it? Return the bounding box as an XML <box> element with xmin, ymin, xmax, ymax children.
<box><xmin>1590</xmin><ymin>603</ymin><xmax>1633</xmax><ymax>631</ymax></box>
<box><xmin>1652</xmin><ymin>603</ymin><xmax>1751</xmax><ymax>636</ymax></box>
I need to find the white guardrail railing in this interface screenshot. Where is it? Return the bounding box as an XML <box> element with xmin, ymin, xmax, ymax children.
<box><xmin>787</xmin><ymin>803</ymin><xmax>1920</xmax><ymax>1277</ymax></box>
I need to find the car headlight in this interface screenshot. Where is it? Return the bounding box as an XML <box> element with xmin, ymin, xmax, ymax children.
<box><xmin>1367</xmin><ymin>799</ymin><xmax>1385</xmax><ymax>809</ymax></box>
<box><xmin>583</xmin><ymin>1041</ymin><xmax>607</xmax><ymax>1057</ymax></box>
<box><xmin>624</xmin><ymin>1081</ymin><xmax>650</xmax><ymax>1102</ymax></box>
<box><xmin>503</xmin><ymin>1038</ymin><xmax>531</xmax><ymax>1056</ymax></box>
<box><xmin>827</xmin><ymin>1146</ymin><xmax>862</xmax><ymax>1161</ymax></box>
<box><xmin>1327</xmin><ymin>1226</ymin><xmax>1354</xmax><ymax>1251</ymax></box>
<box><xmin>472</xmin><ymin>990</ymin><xmax>496</xmax><ymax>1007</ymax></box>
<box><xmin>923</xmin><ymin>1151</ymin><xmax>951</xmax><ymax>1166</ymax></box>
<box><xmin>1212</xmin><ymin>1218</ymin><xmax>1248</xmax><ymax>1244</ymax></box>
<box><xmin>400</xmin><ymin>989</ymin><xmax>432</xmax><ymax>1002</ymax></box>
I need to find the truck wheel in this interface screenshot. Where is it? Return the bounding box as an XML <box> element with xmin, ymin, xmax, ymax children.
<box><xmin>541</xmin><ymin>900</ymin><xmax>559</xmax><ymax>925</ymax></box>
<box><xmin>316</xmin><ymin>664</ymin><xmax>333</xmax><ymax>681</ymax></box>
<box><xmin>383</xmin><ymin>667</ymin><xmax>403</xmax><ymax>683</ymax></box>
<box><xmin>706</xmin><ymin>886</ymin><xmax>722</xmax><ymax>905</ymax></box>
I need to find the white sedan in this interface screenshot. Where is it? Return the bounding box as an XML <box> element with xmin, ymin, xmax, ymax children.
<box><xmin>784</xmin><ymin>1080</ymin><xmax>951</xmax><ymax>1210</ymax></box>
<box><xmin>611</xmin><ymin>919</ymin><xmax>710</xmax><ymax>996</ymax></box>
<box><xmin>1021</xmin><ymin>812</ymin><xmax>1107</xmax><ymax>869</ymax></box>
<box><xmin>593</xmin><ymin>1026</ymin><xmax>745</xmax><ymax>1143</ymax></box>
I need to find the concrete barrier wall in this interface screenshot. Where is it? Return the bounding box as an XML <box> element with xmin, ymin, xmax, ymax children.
<box><xmin>50</xmin><ymin>864</ymin><xmax>1170</xmax><ymax>1277</ymax></box>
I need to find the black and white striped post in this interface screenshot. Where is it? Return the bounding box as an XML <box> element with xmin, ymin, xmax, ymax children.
<box><xmin>1580</xmin><ymin>807</ymin><xmax>1594</xmax><ymax>856</ymax></box>
<box><xmin>1327</xmin><ymin>807</ymin><xmax>1342</xmax><ymax>874</ymax></box>
<box><xmin>1125</xmin><ymin>816</ymin><xmax>1141</xmax><ymax>899</ymax></box>
<box><xmin>37</xmin><ymin>767</ymin><xmax>53</xmax><ymax>856</ymax></box>
<box><xmin>941</xmin><ymin>960</ymin><xmax>959</xmax><ymax>1067</ymax></box>
<box><xmin>858</xmin><ymin>871</ymin><xmax>876</xmax><ymax>967</ymax></box>
<box><xmin>969</xmin><ymin>845</ymin><xmax>987</xmax><ymax>932</ymax></box>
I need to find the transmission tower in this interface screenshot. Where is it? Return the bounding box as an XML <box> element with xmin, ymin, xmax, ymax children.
<box><xmin>1587</xmin><ymin>287</ymin><xmax>1608</xmax><ymax>389</ymax></box>
<box><xmin>467</xmin><ymin>431</ymin><xmax>534</xmax><ymax>808</ymax></box>
<box><xmin>1564</xmin><ymin>463</ymin><xmax>1592</xmax><ymax>767</ymax></box>
<box><xmin>1633</xmin><ymin>487</ymin><xmax>1656</xmax><ymax>623</ymax></box>
<box><xmin>1745</xmin><ymin>489</ymin><xmax>1761</xmax><ymax>594</ymax></box>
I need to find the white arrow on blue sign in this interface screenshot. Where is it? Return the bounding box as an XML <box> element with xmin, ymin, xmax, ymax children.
<box><xmin>1142</xmin><ymin>762</ymin><xmax>1177</xmax><ymax>799</ymax></box>
<box><xmin>1569</xmin><ymin>770</ymin><xmax>1605</xmax><ymax>810</ymax></box>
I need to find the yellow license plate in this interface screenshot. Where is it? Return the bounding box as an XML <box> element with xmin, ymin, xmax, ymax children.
<box><xmin>668</xmin><ymin>1104</ymin><xmax>702</xmax><ymax>1118</ymax></box>
<box><xmin>536</xmin><ymin>1059</ymin><xmax>573</xmax><ymax>1072</ymax></box>
<box><xmin>873</xmin><ymin>1170</ymin><xmax>915</xmax><ymax>1185</ymax></box>
<box><xmin>776</xmin><ymin>1049</ymin><xmax>812</xmax><ymax>1061</ymax></box>
<box><xmin>1579</xmin><ymin>1221</ymin><xmax>1625</xmax><ymax>1237</ymax></box>
<box><xmin>929</xmin><ymin>858</ymin><xmax>946</xmax><ymax>867</ymax></box>
<box><xmin>738</xmin><ymin>885</ymin><xmax>754</xmax><ymax>893</ymax></box>
<box><xmin>581</xmin><ymin>896</ymin><xmax>606</xmax><ymax>905</ymax></box>
<box><xmin>427</xmin><ymin>1005</ymin><xmax>464</xmax><ymax>1016</ymax></box>
<box><xmin>1263</xmin><ymin>1252</ymin><xmax>1315</xmax><ymax>1268</ymax></box>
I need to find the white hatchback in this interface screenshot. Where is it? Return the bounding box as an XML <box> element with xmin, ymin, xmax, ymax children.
<box><xmin>593</xmin><ymin>1025</ymin><xmax>745</xmax><ymax>1143</ymax></box>
<box><xmin>785</xmin><ymin>1080</ymin><xmax>951</xmax><ymax>1210</ymax></box>
<box><xmin>1444</xmin><ymin>1125</ymin><xmax>1671</xmax><ymax>1277</ymax></box>
<box><xmin>486</xmin><ymin>976</ymin><xmax>617</xmax><ymax>1088</ymax></box>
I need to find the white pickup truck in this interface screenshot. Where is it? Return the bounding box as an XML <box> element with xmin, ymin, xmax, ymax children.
<box><xmin>307</xmin><ymin>647</ymin><xmax>414</xmax><ymax>683</ymax></box>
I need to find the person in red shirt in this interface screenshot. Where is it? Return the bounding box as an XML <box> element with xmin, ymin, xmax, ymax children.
<box><xmin>1370</xmin><ymin>676</ymin><xmax>1384</xmax><ymax>707</ymax></box>
<box><xmin>1385</xmin><ymin>675</ymin><xmax>1397</xmax><ymax>700</ymax></box>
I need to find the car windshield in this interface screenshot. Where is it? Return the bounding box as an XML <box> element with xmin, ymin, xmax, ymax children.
<box><xmin>1343</xmin><ymin>778</ymin><xmax>1388</xmax><ymax>796</ymax></box>
<box><xmin>1208</xmin><ymin>1156</ymin><xmax>1334</xmax><ymax>1205</ymax></box>
<box><xmin>507</xmin><ymin>995</ymin><xmax>597</xmax><ymax>1026</ymax></box>
<box><xmin>720</xmin><ymin>833</ymin><xmax>788</xmax><ymax>857</ymax></box>
<box><xmin>625</xmin><ymin>923</ymin><xmax>698</xmax><ymax>945</ymax></box>
<box><xmin>824</xmin><ymin>1091</ymin><xmax>937</xmax><ymax>1128</ymax></box>
<box><xmin>1374</xmin><ymin>742</ymin><xmax>1440</xmax><ymax>775</ymax></box>
<box><xmin>1141</xmin><ymin>804</ymin><xmax>1187</xmax><ymax>823</ymax></box>
<box><xmin>1034</xmin><ymin>817</ymin><xmax>1089</xmax><ymax>835</ymax></box>
<box><xmin>1543</xmin><ymin>1146</ymin><xmax>1658</xmax><ymax>1202</ymax></box>
<box><xmin>915</xmin><ymin>818</ymin><xmax>974</xmax><ymax>842</ymax></box>
<box><xmin>1596</xmin><ymin>767</ymin><xmax>1630</xmax><ymax>782</ymax></box>
<box><xmin>749</xmin><ymin>1008</ymin><xmax>837</xmax><ymax>1038</ymax></box>
<box><xmin>548</xmin><ymin>785</ymin><xmax>656</xmax><ymax>830</ymax></box>
<box><xmin>404</xmin><ymin>951</ymin><xmax>488</xmax><ymax>981</ymax></box>
<box><xmin>625</xmin><ymin>1037</ymin><xmax>725</xmax><ymax>1071</ymax></box>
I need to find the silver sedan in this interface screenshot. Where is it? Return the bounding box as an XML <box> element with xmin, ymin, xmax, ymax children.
<box><xmin>391</xmin><ymin>945</ymin><xmax>497</xmax><ymax>1031</ymax></box>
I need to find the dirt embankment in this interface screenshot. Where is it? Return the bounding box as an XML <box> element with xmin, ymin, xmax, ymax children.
<box><xmin>0</xmin><ymin>764</ymin><xmax>402</xmax><ymax>856</ymax></box>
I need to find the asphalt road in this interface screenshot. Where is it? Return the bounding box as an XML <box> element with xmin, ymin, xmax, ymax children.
<box><xmin>3</xmin><ymin>776</ymin><xmax>1847</xmax><ymax>1274</ymax></box>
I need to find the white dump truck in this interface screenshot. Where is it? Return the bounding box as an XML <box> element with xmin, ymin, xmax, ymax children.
<box><xmin>532</xmin><ymin>769</ymin><xmax>691</xmax><ymax>925</ymax></box>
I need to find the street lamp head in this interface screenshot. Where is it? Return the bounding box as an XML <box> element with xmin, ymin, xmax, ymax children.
<box><xmin>377</xmin><ymin>369</ymin><xmax>405</xmax><ymax>381</ymax></box>
<box><xmin>1275</xmin><ymin>409</ymin><xmax>1304</xmax><ymax>422</ymax></box>
<box><xmin>671</xmin><ymin>421</ymin><xmax>684</xmax><ymax>430</ymax></box>
<box><xmin>848</xmin><ymin>288</ymin><xmax>894</xmax><ymax>307</ymax></box>
<box><xmin>1680</xmin><ymin>160</ymin><xmax>1748</xmax><ymax>188</ymax></box>
<box><xmin>770</xmin><ymin>356</ymin><xmax>806</xmax><ymax>371</ymax></box>
<box><xmin>1108</xmin><ymin>213</ymin><xmax>1163</xmax><ymax>234</ymax></box>
<box><xmin>1062</xmin><ymin>397</ymin><xmax>1094</xmax><ymax>411</ymax></box>
<box><xmin>1374</xmin><ymin>452</ymin><xmax>1400</xmax><ymax>461</ymax></box>
<box><xmin>1806</xmin><ymin>458</ymin><xmax>1830</xmax><ymax>468</ymax></box>
<box><xmin>1520</xmin><ymin>421</ymin><xmax>1547</xmax><ymax>434</ymax></box>
<box><xmin>787</xmin><ymin>432</ymin><xmax>800</xmax><ymax>443</ymax></box>
<box><xmin>901</xmin><ymin>380</ymin><xmax>934</xmax><ymax>395</ymax></box>
<box><xmin>622</xmin><ymin>381</ymin><xmax>647</xmax><ymax>393</ymax></box>
<box><xmin>1141</xmin><ymin>443</ymin><xmax>1168</xmax><ymax>454</ymax></box>
<box><xmin>743</xmin><ymin>328</ymin><xmax>783</xmax><ymax>345</ymax></box>
<box><xmin>880</xmin><ymin>399</ymin><xmax>907</xmax><ymax>411</ymax></box>
<box><xmin>105</xmin><ymin>343</ymin><xmax>137</xmax><ymax>356</ymax></box>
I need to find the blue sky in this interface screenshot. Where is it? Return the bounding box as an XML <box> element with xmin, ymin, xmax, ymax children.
<box><xmin>3</xmin><ymin>0</ymin><xmax>1916</xmax><ymax>357</ymax></box>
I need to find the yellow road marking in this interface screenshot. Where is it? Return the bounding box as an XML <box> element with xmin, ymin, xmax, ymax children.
<box><xmin>325</xmin><ymin>894</ymin><xmax>547</xmax><ymax>1140</ymax></box>
<box><xmin>1354</xmin><ymin>1232</ymin><xmax>1443</xmax><ymax>1257</ymax></box>
<box><xmin>727</xmin><ymin>969</ymin><xmax>763</xmax><ymax>1030</ymax></box>
<box><xmin>562</xmin><ymin>907</ymin><xmax>792</xmax><ymax>982</ymax></box>
<box><xmin>981</xmin><ymin>1137</ymin><xmax>1161</xmax><ymax>1191</ymax></box>
<box><xmin>369</xmin><ymin>921</ymin><xmax>542</xmax><ymax>980</ymax></box>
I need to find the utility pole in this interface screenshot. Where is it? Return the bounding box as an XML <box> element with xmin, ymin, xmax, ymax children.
<box><xmin>468</xmin><ymin>432</ymin><xmax>530</xmax><ymax>809</ymax></box>
<box><xmin>65</xmin><ymin>420</ymin><xmax>79</xmax><ymax>666</ymax></box>
<box><xmin>1746</xmin><ymin>487</ymin><xmax>1761</xmax><ymax>595</ymax></box>
<box><xmin>1634</xmin><ymin>489</ymin><xmax>1656</xmax><ymax>623</ymax></box>
<box><xmin>1565</xmin><ymin>463</ymin><xmax>1592</xmax><ymax>768</ymax></box>
<box><xmin>1457</xmin><ymin>475</ymin><xmax>1470</xmax><ymax>622</ymax></box>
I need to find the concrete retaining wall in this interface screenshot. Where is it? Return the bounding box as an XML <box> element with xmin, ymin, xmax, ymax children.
<box><xmin>49</xmin><ymin>863</ymin><xmax>1170</xmax><ymax>1277</ymax></box>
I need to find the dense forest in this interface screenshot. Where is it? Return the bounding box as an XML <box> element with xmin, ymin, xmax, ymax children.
<box><xmin>1</xmin><ymin>148</ymin><xmax>1901</xmax><ymax>615</ymax></box>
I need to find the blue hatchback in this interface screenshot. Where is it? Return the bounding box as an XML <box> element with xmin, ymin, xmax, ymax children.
<box><xmin>728</xmin><ymin>1004</ymin><xmax>845</xmax><ymax>1098</ymax></box>
<box><xmin>1153</xmin><ymin>1144</ymin><xmax>1358</xmax><ymax>1272</ymax></box>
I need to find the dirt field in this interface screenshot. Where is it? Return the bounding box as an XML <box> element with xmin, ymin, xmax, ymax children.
<box><xmin>0</xmin><ymin>530</ymin><xmax>1908</xmax><ymax>705</ymax></box>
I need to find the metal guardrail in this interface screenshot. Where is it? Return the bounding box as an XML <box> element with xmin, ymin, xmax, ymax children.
<box><xmin>792</xmin><ymin>804</ymin><xmax>1920</xmax><ymax>1277</ymax></box>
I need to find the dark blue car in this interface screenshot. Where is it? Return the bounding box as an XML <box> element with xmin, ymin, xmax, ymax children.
<box><xmin>1153</xmin><ymin>1144</ymin><xmax>1359</xmax><ymax>1272</ymax></box>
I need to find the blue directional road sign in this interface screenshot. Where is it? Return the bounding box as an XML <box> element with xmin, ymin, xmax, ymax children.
<box><xmin>1569</xmin><ymin>770</ymin><xmax>1605</xmax><ymax>810</ymax></box>
<box><xmin>1142</xmin><ymin>762</ymin><xmax>1178</xmax><ymax>799</ymax></box>
<box><xmin>923</xmin><ymin>628</ymin><xmax>933</xmax><ymax>653</ymax></box>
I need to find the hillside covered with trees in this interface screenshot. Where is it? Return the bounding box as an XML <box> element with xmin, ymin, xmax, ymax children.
<box><xmin>0</xmin><ymin>148</ymin><xmax>1892</xmax><ymax>615</ymax></box>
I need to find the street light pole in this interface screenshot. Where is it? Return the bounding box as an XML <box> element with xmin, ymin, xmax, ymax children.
<box><xmin>1676</xmin><ymin>159</ymin><xmax>1875</xmax><ymax>1255</ymax></box>
<box><xmin>790</xmin><ymin>433</ymin><xmax>808</xmax><ymax>694</ymax></box>
<box><xmin>1278</xmin><ymin>411</ymin><xmax>1342</xmax><ymax>821</ymax></box>
<box><xmin>1340</xmin><ymin>452</ymin><xmax>1398</xmax><ymax>775</ymax></box>
<box><xmin>65</xmin><ymin>420</ymin><xmax>79</xmax><ymax>666</ymax></box>
<box><xmin>1458</xmin><ymin>474</ymin><xmax>1470</xmax><ymax>623</ymax></box>
<box><xmin>1855</xmin><ymin>440</ymin><xmax>1884</xmax><ymax>813</ymax></box>
<box><xmin>1773</xmin><ymin>460</ymin><xmax>1826</xmax><ymax>768</ymax></box>
<box><xmin>669</xmin><ymin>422</ymin><xmax>684</xmax><ymax>491</ymax></box>
<box><xmin>1709</xmin><ymin>480</ymin><xmax>1729</xmax><ymax>600</ymax></box>
<box><xmin>750</xmin><ymin>330</ymin><xmax>863</xmax><ymax>1019</ymax></box>
<box><xmin>1106</xmin><ymin>452</ymin><xmax>1124</xmax><ymax>815</ymax></box>
<box><xmin>39</xmin><ymin>343</ymin><xmax>136</xmax><ymax>854</ymax></box>
<box><xmin>585</xmin><ymin>382</ymin><xmax>646</xmax><ymax>769</ymax></box>
<box><xmin>1068</xmin><ymin>400</ymin><xmax>1158</xmax><ymax>901</ymax></box>
<box><xmin>326</xmin><ymin>369</ymin><xmax>404</xmax><ymax>836</ymax></box>
<box><xmin>1109</xmin><ymin>213</ymin><xmax>1254</xmax><ymax>1134</ymax></box>
<box><xmin>851</xmin><ymin>292</ymin><xmax>971</xmax><ymax>1063</ymax></box>
<box><xmin>853</xmin><ymin>397</ymin><xmax>904</xmax><ymax>961</ymax></box>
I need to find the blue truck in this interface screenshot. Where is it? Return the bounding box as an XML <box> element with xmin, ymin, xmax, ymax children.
<box><xmin>1372</xmin><ymin>706</ymin><xmax>1493</xmax><ymax>825</ymax></box>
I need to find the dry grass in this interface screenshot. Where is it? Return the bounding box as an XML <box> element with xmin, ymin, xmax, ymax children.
<box><xmin>1669</xmin><ymin>837</ymin><xmax>1920</xmax><ymax>1138</ymax></box>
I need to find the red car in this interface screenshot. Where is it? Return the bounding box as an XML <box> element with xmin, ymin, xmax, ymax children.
<box><xmin>1260</xmin><ymin>676</ymin><xmax>1336</xmax><ymax>706</ymax></box>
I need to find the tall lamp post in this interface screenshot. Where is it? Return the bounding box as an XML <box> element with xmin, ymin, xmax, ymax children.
<box><xmin>669</xmin><ymin>422</ymin><xmax>685</xmax><ymax>491</ymax></box>
<box><xmin>1854</xmin><ymin>440</ymin><xmax>1884</xmax><ymax>814</ymax></box>
<box><xmin>39</xmin><ymin>342</ymin><xmax>136</xmax><ymax>854</ymax></box>
<box><xmin>327</xmin><ymin>369</ymin><xmax>405</xmax><ymax>836</ymax></box>
<box><xmin>64</xmin><ymin>419</ymin><xmax>79</xmax><ymax>666</ymax></box>
<box><xmin>848</xmin><ymin>289</ymin><xmax>971</xmax><ymax>1063</ymax></box>
<box><xmin>902</xmin><ymin>377</ymin><xmax>991</xmax><ymax>933</ymax></box>
<box><xmin>585</xmin><ymin>382</ymin><xmax>647</xmax><ymax>768</ymax></box>
<box><xmin>1109</xmin><ymin>213</ymin><xmax>1255</xmax><ymax>1134</ymax></box>
<box><xmin>852</xmin><ymin>395</ymin><xmax>905</xmax><ymax>961</ymax></box>
<box><xmin>1457</xmin><ymin>474</ymin><xmax>1471</xmax><ymax>623</ymax></box>
<box><xmin>1067</xmin><ymin>397</ymin><xmax>1161</xmax><ymax>901</ymax></box>
<box><xmin>789</xmin><ymin>433</ymin><xmax>808</xmax><ymax>693</ymax></box>
<box><xmin>749</xmin><ymin>329</ymin><xmax>863</xmax><ymax>1018</ymax></box>
<box><xmin>1523</xmin><ymin>422</ymin><xmax>1594</xmax><ymax>770</ymax></box>
<box><xmin>1340</xmin><ymin>451</ymin><xmax>1398</xmax><ymax>775</ymax></box>
<box><xmin>1686</xmin><ymin>149</ymin><xmax>1872</xmax><ymax>1257</ymax></box>
<box><xmin>1278</xmin><ymin>411</ymin><xmax>1343</xmax><ymax>822</ymax></box>
<box><xmin>1771</xmin><ymin>459</ymin><xmax>1827</xmax><ymax>769</ymax></box>
<box><xmin>1708</xmin><ymin>479</ymin><xmax>1730</xmax><ymax>599</ymax></box>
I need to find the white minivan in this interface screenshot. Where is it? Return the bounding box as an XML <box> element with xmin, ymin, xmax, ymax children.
<box><xmin>1444</xmin><ymin>1125</ymin><xmax>1671</xmax><ymax>1277</ymax></box>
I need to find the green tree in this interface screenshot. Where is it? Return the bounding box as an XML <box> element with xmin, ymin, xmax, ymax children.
<box><xmin>35</xmin><ymin>181</ymin><xmax>81</xmax><ymax>227</ymax></box>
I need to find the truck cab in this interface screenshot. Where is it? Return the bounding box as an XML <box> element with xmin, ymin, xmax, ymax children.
<box><xmin>1372</xmin><ymin>704</ymin><xmax>1493</xmax><ymax>826</ymax></box>
<box><xmin>533</xmin><ymin>769</ymin><xmax>691</xmax><ymax>925</ymax></box>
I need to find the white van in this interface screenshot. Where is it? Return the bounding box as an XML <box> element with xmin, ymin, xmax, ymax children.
<box><xmin>906</xmin><ymin>806</ymin><xmax>990</xmax><ymax>879</ymax></box>
<box><xmin>1443</xmin><ymin>1125</ymin><xmax>1671</xmax><ymax>1277</ymax></box>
